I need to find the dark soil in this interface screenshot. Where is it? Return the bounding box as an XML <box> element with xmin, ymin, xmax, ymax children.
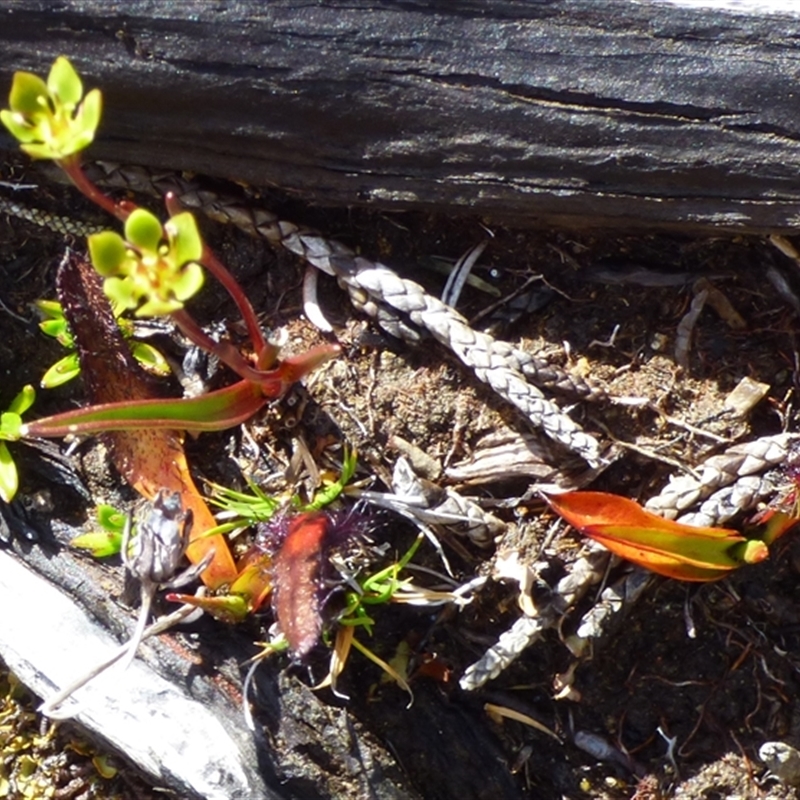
<box><xmin>1</xmin><ymin>155</ymin><xmax>800</xmax><ymax>800</ymax></box>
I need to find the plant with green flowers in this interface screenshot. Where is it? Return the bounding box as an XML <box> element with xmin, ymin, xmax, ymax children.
<box><xmin>1</xmin><ymin>56</ymin><xmax>339</xmax><ymax>604</ymax></box>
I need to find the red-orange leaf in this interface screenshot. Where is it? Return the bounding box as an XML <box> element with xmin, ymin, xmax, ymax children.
<box><xmin>545</xmin><ymin>491</ymin><xmax>769</xmax><ymax>582</ymax></box>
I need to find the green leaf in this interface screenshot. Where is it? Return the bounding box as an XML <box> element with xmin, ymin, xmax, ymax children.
<box><xmin>207</xmin><ymin>480</ymin><xmax>280</xmax><ymax>522</ymax></box>
<box><xmin>0</xmin><ymin>441</ymin><xmax>18</xmax><ymax>503</ymax></box>
<box><xmin>39</xmin><ymin>318</ymin><xmax>69</xmax><ymax>338</ymax></box>
<box><xmin>88</xmin><ymin>230</ymin><xmax>127</xmax><ymax>276</ymax></box>
<box><xmin>70</xmin><ymin>529</ymin><xmax>123</xmax><ymax>558</ymax></box>
<box><xmin>22</xmin><ymin>379</ymin><xmax>266</xmax><ymax>437</ymax></box>
<box><xmin>35</xmin><ymin>299</ymin><xmax>64</xmax><ymax>318</ymax></box>
<box><xmin>70</xmin><ymin>504</ymin><xmax>127</xmax><ymax>557</ymax></box>
<box><xmin>125</xmin><ymin>208</ymin><xmax>163</xmax><ymax>252</ymax></box>
<box><xmin>304</xmin><ymin>447</ymin><xmax>358</xmax><ymax>511</ymax></box>
<box><xmin>8</xmin><ymin>385</ymin><xmax>35</xmax><ymax>416</ymax></box>
<box><xmin>0</xmin><ymin>412</ymin><xmax>23</xmax><ymax>441</ymax></box>
<box><xmin>47</xmin><ymin>56</ymin><xmax>83</xmax><ymax>107</ymax></box>
<box><xmin>96</xmin><ymin>503</ymin><xmax>127</xmax><ymax>533</ymax></box>
<box><xmin>40</xmin><ymin>353</ymin><xmax>81</xmax><ymax>388</ymax></box>
<box><xmin>130</xmin><ymin>341</ymin><xmax>171</xmax><ymax>376</ymax></box>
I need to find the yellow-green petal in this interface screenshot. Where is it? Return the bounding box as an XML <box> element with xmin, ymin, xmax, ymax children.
<box><xmin>167</xmin><ymin>212</ymin><xmax>203</xmax><ymax>265</ymax></box>
<box><xmin>76</xmin><ymin>87</ymin><xmax>102</xmax><ymax>140</ymax></box>
<box><xmin>137</xmin><ymin>296</ymin><xmax>182</xmax><ymax>317</ymax></box>
<box><xmin>125</xmin><ymin>208</ymin><xmax>163</xmax><ymax>252</ymax></box>
<box><xmin>47</xmin><ymin>56</ymin><xmax>83</xmax><ymax>106</ymax></box>
<box><xmin>173</xmin><ymin>262</ymin><xmax>204</xmax><ymax>301</ymax></box>
<box><xmin>103</xmin><ymin>275</ymin><xmax>138</xmax><ymax>311</ymax></box>
<box><xmin>89</xmin><ymin>230</ymin><xmax>127</xmax><ymax>276</ymax></box>
<box><xmin>8</xmin><ymin>71</ymin><xmax>48</xmax><ymax>115</ymax></box>
<box><xmin>0</xmin><ymin>109</ymin><xmax>38</xmax><ymax>142</ymax></box>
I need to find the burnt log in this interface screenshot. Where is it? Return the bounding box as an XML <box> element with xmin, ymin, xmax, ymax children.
<box><xmin>1</xmin><ymin>1</ymin><xmax>800</xmax><ymax>231</ymax></box>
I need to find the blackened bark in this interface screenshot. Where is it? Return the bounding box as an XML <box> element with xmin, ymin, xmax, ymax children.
<box><xmin>1</xmin><ymin>1</ymin><xmax>800</xmax><ymax>231</ymax></box>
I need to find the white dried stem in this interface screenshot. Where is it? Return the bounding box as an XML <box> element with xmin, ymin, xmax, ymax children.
<box><xmin>459</xmin><ymin>544</ymin><xmax>610</xmax><ymax>690</ymax></box>
<box><xmin>676</xmin><ymin>473</ymin><xmax>781</xmax><ymax>528</ymax></box>
<box><xmin>336</xmin><ymin>258</ymin><xmax>603</xmax><ymax>465</ymax></box>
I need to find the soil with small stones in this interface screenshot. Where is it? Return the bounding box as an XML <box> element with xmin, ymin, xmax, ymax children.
<box><xmin>2</xmin><ymin>157</ymin><xmax>800</xmax><ymax>800</ymax></box>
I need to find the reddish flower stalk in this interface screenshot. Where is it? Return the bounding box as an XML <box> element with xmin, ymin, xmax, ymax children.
<box><xmin>58</xmin><ymin>155</ymin><xmax>132</xmax><ymax>222</ymax></box>
<box><xmin>164</xmin><ymin>191</ymin><xmax>266</xmax><ymax>353</ymax></box>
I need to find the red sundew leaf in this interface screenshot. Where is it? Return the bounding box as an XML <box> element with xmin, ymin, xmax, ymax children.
<box><xmin>270</xmin><ymin>511</ymin><xmax>330</xmax><ymax>658</ymax></box>
<box><xmin>53</xmin><ymin>251</ymin><xmax>237</xmax><ymax>588</ymax></box>
<box><xmin>265</xmin><ymin>506</ymin><xmax>374</xmax><ymax>657</ymax></box>
<box><xmin>545</xmin><ymin>491</ymin><xmax>768</xmax><ymax>582</ymax></box>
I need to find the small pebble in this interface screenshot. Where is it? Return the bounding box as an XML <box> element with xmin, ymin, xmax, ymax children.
<box><xmin>723</xmin><ymin>376</ymin><xmax>770</xmax><ymax>418</ymax></box>
<box><xmin>759</xmin><ymin>741</ymin><xmax>800</xmax><ymax>786</ymax></box>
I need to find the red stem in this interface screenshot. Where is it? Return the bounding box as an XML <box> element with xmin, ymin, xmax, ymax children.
<box><xmin>170</xmin><ymin>308</ymin><xmax>260</xmax><ymax>379</ymax></box>
<box><xmin>171</xmin><ymin>308</ymin><xmax>339</xmax><ymax>395</ymax></box>
<box><xmin>201</xmin><ymin>245</ymin><xmax>267</xmax><ymax>354</ymax></box>
<box><xmin>163</xmin><ymin>192</ymin><xmax>266</xmax><ymax>354</ymax></box>
<box><xmin>57</xmin><ymin>156</ymin><xmax>131</xmax><ymax>222</ymax></box>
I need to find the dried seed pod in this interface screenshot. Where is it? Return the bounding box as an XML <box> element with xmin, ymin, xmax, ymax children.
<box><xmin>645</xmin><ymin>433</ymin><xmax>799</xmax><ymax>519</ymax></box>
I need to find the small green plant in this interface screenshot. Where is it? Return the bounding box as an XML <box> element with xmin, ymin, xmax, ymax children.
<box><xmin>246</xmin><ymin>530</ymin><xmax>478</xmax><ymax>701</ymax></box>
<box><xmin>36</xmin><ymin>299</ymin><xmax>169</xmax><ymax>388</ymax></box>
<box><xmin>0</xmin><ymin>385</ymin><xmax>35</xmax><ymax>503</ymax></box>
<box><xmin>205</xmin><ymin>446</ymin><xmax>358</xmax><ymax>537</ymax></box>
<box><xmin>70</xmin><ymin>504</ymin><xmax>128</xmax><ymax>558</ymax></box>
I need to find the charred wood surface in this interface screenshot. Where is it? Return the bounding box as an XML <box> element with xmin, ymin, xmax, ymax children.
<box><xmin>1</xmin><ymin>1</ymin><xmax>800</xmax><ymax>231</ymax></box>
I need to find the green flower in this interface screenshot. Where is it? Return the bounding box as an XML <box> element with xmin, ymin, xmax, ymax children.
<box><xmin>0</xmin><ymin>56</ymin><xmax>101</xmax><ymax>160</ymax></box>
<box><xmin>89</xmin><ymin>209</ymin><xmax>205</xmax><ymax>317</ymax></box>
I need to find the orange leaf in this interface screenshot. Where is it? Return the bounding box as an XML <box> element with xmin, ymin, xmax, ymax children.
<box><xmin>545</xmin><ymin>491</ymin><xmax>769</xmax><ymax>582</ymax></box>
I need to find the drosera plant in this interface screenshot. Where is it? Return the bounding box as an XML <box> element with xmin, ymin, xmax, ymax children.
<box><xmin>0</xmin><ymin>56</ymin><xmax>339</xmax><ymax>598</ymax></box>
<box><xmin>242</xmin><ymin>529</ymin><xmax>484</xmax><ymax>711</ymax></box>
<box><xmin>167</xmin><ymin>447</ymin><xmax>360</xmax><ymax>622</ymax></box>
<box><xmin>0</xmin><ymin>385</ymin><xmax>35</xmax><ymax>504</ymax></box>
